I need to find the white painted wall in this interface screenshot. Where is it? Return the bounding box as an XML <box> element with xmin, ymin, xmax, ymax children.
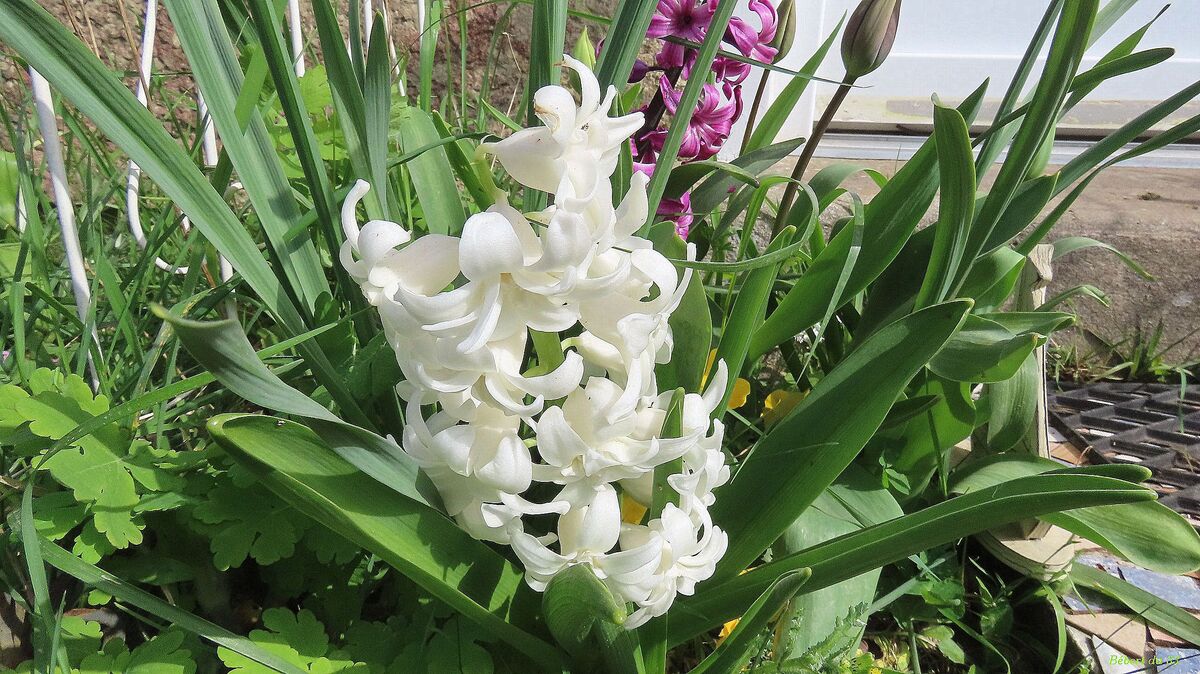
<box><xmin>726</xmin><ymin>0</ymin><xmax>1200</xmax><ymax>156</ymax></box>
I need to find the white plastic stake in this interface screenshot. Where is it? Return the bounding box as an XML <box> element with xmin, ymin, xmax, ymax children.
<box><xmin>125</xmin><ymin>0</ymin><xmax>189</xmax><ymax>274</ymax></box>
<box><xmin>287</xmin><ymin>0</ymin><xmax>306</xmax><ymax>76</ymax></box>
<box><xmin>29</xmin><ymin>68</ymin><xmax>100</xmax><ymax>388</ymax></box>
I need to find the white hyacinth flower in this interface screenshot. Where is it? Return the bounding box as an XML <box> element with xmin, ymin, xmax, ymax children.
<box><xmin>343</xmin><ymin>56</ymin><xmax>730</xmax><ymax>627</ymax></box>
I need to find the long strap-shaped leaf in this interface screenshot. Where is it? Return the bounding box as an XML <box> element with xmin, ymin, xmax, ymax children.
<box><xmin>36</xmin><ymin>537</ymin><xmax>307</xmax><ymax>674</ymax></box>
<box><xmin>748</xmin><ymin>84</ymin><xmax>987</xmax><ymax>361</ymax></box>
<box><xmin>163</xmin><ymin>0</ymin><xmax>329</xmax><ymax>315</ymax></box>
<box><xmin>958</xmin><ymin>0</ymin><xmax>1097</xmax><ymax>287</ymax></box>
<box><xmin>209</xmin><ymin>414</ymin><xmax>562</xmax><ymax>669</ymax></box>
<box><xmin>688</xmin><ymin>570</ymin><xmax>810</xmax><ymax>674</ymax></box>
<box><xmin>644</xmin><ymin>0</ymin><xmax>739</xmax><ymax>224</ymax></box>
<box><xmin>157</xmin><ymin>308</ymin><xmax>437</xmax><ymax>507</ymax></box>
<box><xmin>0</xmin><ymin>0</ymin><xmax>369</xmax><ymax>428</ymax></box>
<box><xmin>714</xmin><ymin>299</ymin><xmax>973</xmax><ymax>578</ymax></box>
<box><xmin>594</xmin><ymin>0</ymin><xmax>659</xmax><ymax>91</ymax></box>
<box><xmin>672</xmin><ymin>471</ymin><xmax>1155</xmax><ymax>644</ymax></box>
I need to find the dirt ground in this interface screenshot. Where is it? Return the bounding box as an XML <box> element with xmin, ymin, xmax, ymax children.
<box><xmin>1</xmin><ymin>0</ymin><xmax>617</xmax><ymax>139</ymax></box>
<box><xmin>799</xmin><ymin>156</ymin><xmax>1200</xmax><ymax>365</ymax></box>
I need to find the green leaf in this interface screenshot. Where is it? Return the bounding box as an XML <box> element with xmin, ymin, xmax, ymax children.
<box><xmin>689</xmin><ymin>570</ymin><xmax>811</xmax><ymax>674</ymax></box>
<box><xmin>217</xmin><ymin>608</ymin><xmax>367</xmax><ymax>673</ymax></box>
<box><xmin>364</xmin><ymin>17</ymin><xmax>393</xmax><ymax>220</ymax></box>
<box><xmin>1070</xmin><ymin>564</ymin><xmax>1200</xmax><ymax>646</ymax></box>
<box><xmin>158</xmin><ymin>308</ymin><xmax>435</xmax><ymax>507</ymax></box>
<box><xmin>751</xmin><ymin>84</ymin><xmax>988</xmax><ymax>360</ymax></box>
<box><xmin>663</xmin><ymin>159</ymin><xmax>759</xmax><ymax>199</ymax></box>
<box><xmin>982</xmin><ymin>174</ymin><xmax>1059</xmax><ymax>252</ymax></box>
<box><xmin>772</xmin><ymin>467</ymin><xmax>902</xmax><ymax>658</ymax></box>
<box><xmin>208</xmin><ymin>414</ymin><xmax>561</xmax><ymax>667</ymax></box>
<box><xmin>711</xmin><ymin>227</ymin><xmax>796</xmax><ymax>417</ymax></box>
<box><xmin>394</xmin><ymin>106</ymin><xmax>467</xmax><ymax>235</ymax></box>
<box><xmin>915</xmin><ymin>103</ymin><xmax>976</xmax><ymax>309</ymax></box>
<box><xmin>960</xmin><ymin>0</ymin><xmax>1097</xmax><ymax>286</ymax></box>
<box><xmin>977</xmin><ymin>311</ymin><xmax>1074</xmax><ymax>336</ymax></box>
<box><xmin>744</xmin><ymin>16</ymin><xmax>842</xmax><ymax>152</ymax></box>
<box><xmin>242</xmin><ymin>0</ymin><xmax>349</xmax><ymax>302</ymax></box>
<box><xmin>651</xmin><ymin>226</ymin><xmax>711</xmax><ymax>393</ymax></box>
<box><xmin>79</xmin><ymin>629</ymin><xmax>197</xmax><ymax>674</ymax></box>
<box><xmin>193</xmin><ymin>484</ymin><xmax>305</xmax><ymax>570</ymax></box>
<box><xmin>37</xmin><ymin>537</ymin><xmax>308</xmax><ymax>674</ymax></box>
<box><xmin>952</xmin><ymin>455</ymin><xmax>1200</xmax><ymax>574</ymax></box>
<box><xmin>983</xmin><ymin>352</ymin><xmax>1039</xmax><ymax>452</ymax></box>
<box><xmin>929</xmin><ymin>314</ymin><xmax>1043</xmax><ymax>383</ymax></box>
<box><xmin>671</xmin><ymin>471</ymin><xmax>1154</xmax><ymax>643</ymax></box>
<box><xmin>164</xmin><ymin>0</ymin><xmax>329</xmax><ymax>313</ymax></box>
<box><xmin>714</xmin><ymin>299</ymin><xmax>972</xmax><ymax>577</ymax></box>
<box><xmin>542</xmin><ymin>565</ymin><xmax>638</xmax><ymax>674</ymax></box>
<box><xmin>1051</xmin><ymin>235</ymin><xmax>1152</xmax><ymax>280</ymax></box>
<box><xmin>690</xmin><ymin>137</ymin><xmax>804</xmax><ymax>215</ymax></box>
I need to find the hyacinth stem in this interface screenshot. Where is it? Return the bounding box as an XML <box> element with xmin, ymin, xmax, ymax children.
<box><xmin>773</xmin><ymin>76</ymin><xmax>855</xmax><ymax>237</ymax></box>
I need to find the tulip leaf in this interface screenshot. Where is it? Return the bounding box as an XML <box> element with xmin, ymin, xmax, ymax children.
<box><xmin>749</xmin><ymin>83</ymin><xmax>988</xmax><ymax>360</ymax></box>
<box><xmin>1051</xmin><ymin>236</ymin><xmax>1152</xmax><ymax>280</ymax></box>
<box><xmin>952</xmin><ymin>454</ymin><xmax>1200</xmax><ymax>574</ymax></box>
<box><xmin>542</xmin><ymin>565</ymin><xmax>639</xmax><ymax>674</ymax></box>
<box><xmin>689</xmin><ymin>569</ymin><xmax>811</xmax><ymax>674</ymax></box>
<box><xmin>1070</xmin><ymin>565</ymin><xmax>1200</xmax><ymax>646</ymax></box>
<box><xmin>982</xmin><ymin>352</ymin><xmax>1039</xmax><ymax>453</ymax></box>
<box><xmin>929</xmin><ymin>314</ymin><xmax>1043</xmax><ymax>383</ymax></box>
<box><xmin>671</xmin><ymin>471</ymin><xmax>1155</xmax><ymax>643</ymax></box>
<box><xmin>976</xmin><ymin>311</ymin><xmax>1074</xmax><ymax>336</ymax></box>
<box><xmin>744</xmin><ymin>16</ymin><xmax>843</xmax><ymax>153</ymax></box>
<box><xmin>208</xmin><ymin>414</ymin><xmax>560</xmax><ymax>667</ymax></box>
<box><xmin>915</xmin><ymin>103</ymin><xmax>976</xmax><ymax>309</ymax></box>
<box><xmin>960</xmin><ymin>0</ymin><xmax>1097</xmax><ymax>275</ymax></box>
<box><xmin>772</xmin><ymin>467</ymin><xmax>901</xmax><ymax>658</ymax></box>
<box><xmin>982</xmin><ymin>174</ymin><xmax>1059</xmax><ymax>253</ymax></box>
<box><xmin>714</xmin><ymin>299</ymin><xmax>973</xmax><ymax>577</ymax></box>
<box><xmin>664</xmin><ymin>159</ymin><xmax>759</xmax><ymax>199</ymax></box>
<box><xmin>690</xmin><ymin>137</ymin><xmax>805</xmax><ymax>214</ymax></box>
<box><xmin>711</xmin><ymin>227</ymin><xmax>796</xmax><ymax>417</ymax></box>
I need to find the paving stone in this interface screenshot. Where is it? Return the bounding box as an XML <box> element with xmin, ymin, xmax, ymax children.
<box><xmin>1120</xmin><ymin>567</ymin><xmax>1200</xmax><ymax>611</ymax></box>
<box><xmin>1094</xmin><ymin>638</ymin><xmax>1147</xmax><ymax>674</ymax></box>
<box><xmin>1067</xmin><ymin>613</ymin><xmax>1147</xmax><ymax>657</ymax></box>
<box><xmin>1156</xmin><ymin>647</ymin><xmax>1200</xmax><ymax>673</ymax></box>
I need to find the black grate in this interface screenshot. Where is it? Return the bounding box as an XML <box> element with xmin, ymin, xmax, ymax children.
<box><xmin>1049</xmin><ymin>382</ymin><xmax>1200</xmax><ymax>527</ymax></box>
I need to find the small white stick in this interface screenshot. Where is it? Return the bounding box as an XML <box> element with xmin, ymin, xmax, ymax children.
<box><xmin>364</xmin><ymin>0</ymin><xmax>374</xmax><ymax>40</ymax></box>
<box><xmin>125</xmin><ymin>0</ymin><xmax>189</xmax><ymax>274</ymax></box>
<box><xmin>287</xmin><ymin>0</ymin><xmax>306</xmax><ymax>77</ymax></box>
<box><xmin>29</xmin><ymin>68</ymin><xmax>100</xmax><ymax>388</ymax></box>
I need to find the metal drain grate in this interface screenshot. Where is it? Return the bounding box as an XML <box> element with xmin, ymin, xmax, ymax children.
<box><xmin>1049</xmin><ymin>382</ymin><xmax>1200</xmax><ymax>528</ymax></box>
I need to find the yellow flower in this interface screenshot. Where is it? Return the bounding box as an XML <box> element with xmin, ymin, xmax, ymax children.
<box><xmin>716</xmin><ymin>618</ymin><xmax>739</xmax><ymax>645</ymax></box>
<box><xmin>762</xmin><ymin>389</ymin><xmax>805</xmax><ymax>427</ymax></box>
<box><xmin>703</xmin><ymin>349</ymin><xmax>751</xmax><ymax>410</ymax></box>
<box><xmin>620</xmin><ymin>492</ymin><xmax>648</xmax><ymax>525</ymax></box>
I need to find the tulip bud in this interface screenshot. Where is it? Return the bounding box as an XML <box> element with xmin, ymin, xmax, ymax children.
<box><xmin>770</xmin><ymin>0</ymin><xmax>797</xmax><ymax>62</ymax></box>
<box><xmin>841</xmin><ymin>0</ymin><xmax>902</xmax><ymax>78</ymax></box>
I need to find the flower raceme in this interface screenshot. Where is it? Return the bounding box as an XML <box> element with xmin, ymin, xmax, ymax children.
<box><xmin>340</xmin><ymin>56</ymin><xmax>731</xmax><ymax>628</ymax></box>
